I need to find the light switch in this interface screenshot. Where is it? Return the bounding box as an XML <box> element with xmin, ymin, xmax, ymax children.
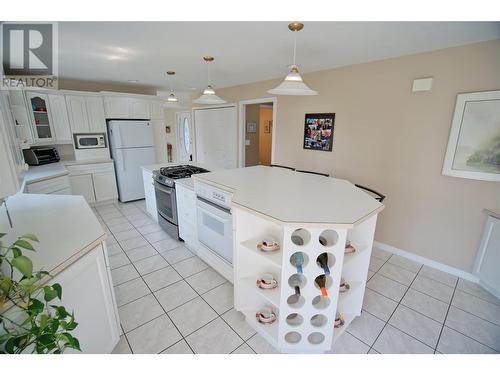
<box><xmin>412</xmin><ymin>77</ymin><xmax>433</xmax><ymax>92</ymax></box>
<box><xmin>245</xmin><ymin>139</ymin><xmax>251</xmax><ymax>146</ymax></box>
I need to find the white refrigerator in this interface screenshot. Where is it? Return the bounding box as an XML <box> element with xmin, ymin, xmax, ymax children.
<box><xmin>108</xmin><ymin>120</ymin><xmax>155</xmax><ymax>202</ymax></box>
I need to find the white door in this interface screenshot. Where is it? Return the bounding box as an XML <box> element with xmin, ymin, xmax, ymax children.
<box><xmin>113</xmin><ymin>147</ymin><xmax>155</xmax><ymax>202</ymax></box>
<box><xmin>51</xmin><ymin>246</ymin><xmax>120</xmax><ymax>353</ymax></box>
<box><xmin>194</xmin><ymin>106</ymin><xmax>237</xmax><ymax>169</ymax></box>
<box><xmin>25</xmin><ymin>91</ymin><xmax>55</xmax><ymax>142</ymax></box>
<box><xmin>176</xmin><ymin>111</ymin><xmax>192</xmax><ymax>162</ymax></box>
<box><xmin>7</xmin><ymin>90</ymin><xmax>34</xmax><ymax>145</ymax></box>
<box><xmin>0</xmin><ymin>92</ymin><xmax>21</xmax><ymax>199</ymax></box>
<box><xmin>69</xmin><ymin>174</ymin><xmax>96</xmax><ymax>204</ymax></box>
<box><xmin>93</xmin><ymin>172</ymin><xmax>118</xmax><ymax>202</ymax></box>
<box><xmin>130</xmin><ymin>99</ymin><xmax>150</xmax><ymax>119</ymax></box>
<box><xmin>103</xmin><ymin>97</ymin><xmax>130</xmax><ymax>118</ymax></box>
<box><xmin>86</xmin><ymin>97</ymin><xmax>106</xmax><ymax>132</ymax></box>
<box><xmin>66</xmin><ymin>95</ymin><xmax>90</xmax><ymax>133</ymax></box>
<box><xmin>108</xmin><ymin>120</ymin><xmax>154</xmax><ymax>148</ymax></box>
<box><xmin>48</xmin><ymin>94</ymin><xmax>72</xmax><ymax>143</ymax></box>
<box><xmin>150</xmin><ymin>101</ymin><xmax>164</xmax><ymax>120</ymax></box>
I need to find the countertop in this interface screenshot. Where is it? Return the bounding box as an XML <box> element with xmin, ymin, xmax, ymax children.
<box><xmin>22</xmin><ymin>158</ymin><xmax>113</xmax><ymax>188</ymax></box>
<box><xmin>193</xmin><ymin>165</ymin><xmax>384</xmax><ymax>226</ymax></box>
<box><xmin>485</xmin><ymin>209</ymin><xmax>500</xmax><ymax>220</ymax></box>
<box><xmin>0</xmin><ymin>193</ymin><xmax>106</xmax><ymax>276</ymax></box>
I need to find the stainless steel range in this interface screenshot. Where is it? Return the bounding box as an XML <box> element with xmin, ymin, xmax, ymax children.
<box><xmin>153</xmin><ymin>165</ymin><xmax>209</xmax><ymax>239</ymax></box>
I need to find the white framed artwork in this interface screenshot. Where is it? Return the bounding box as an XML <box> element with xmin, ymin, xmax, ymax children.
<box><xmin>442</xmin><ymin>90</ymin><xmax>500</xmax><ymax>182</ymax></box>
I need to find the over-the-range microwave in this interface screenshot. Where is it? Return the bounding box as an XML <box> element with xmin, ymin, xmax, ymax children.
<box><xmin>74</xmin><ymin>133</ymin><xmax>107</xmax><ymax>149</ymax></box>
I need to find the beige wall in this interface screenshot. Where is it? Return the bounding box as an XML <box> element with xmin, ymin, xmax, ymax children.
<box><xmin>210</xmin><ymin>39</ymin><xmax>500</xmax><ymax>272</ymax></box>
<box><xmin>245</xmin><ymin>104</ymin><xmax>260</xmax><ymax>166</ymax></box>
<box><xmin>259</xmin><ymin>106</ymin><xmax>273</xmax><ymax>166</ymax></box>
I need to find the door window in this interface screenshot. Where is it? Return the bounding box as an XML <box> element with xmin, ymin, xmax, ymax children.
<box><xmin>183</xmin><ymin>117</ymin><xmax>190</xmax><ymax>154</ymax></box>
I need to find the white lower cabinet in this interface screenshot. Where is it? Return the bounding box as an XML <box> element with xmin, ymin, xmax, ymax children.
<box><xmin>69</xmin><ymin>174</ymin><xmax>96</xmax><ymax>204</ymax></box>
<box><xmin>176</xmin><ymin>184</ymin><xmax>197</xmax><ymax>245</ymax></box>
<box><xmin>93</xmin><ymin>172</ymin><xmax>118</xmax><ymax>202</ymax></box>
<box><xmin>26</xmin><ymin>175</ymin><xmax>72</xmax><ymax>195</ymax></box>
<box><xmin>51</xmin><ymin>243</ymin><xmax>120</xmax><ymax>353</ymax></box>
<box><xmin>474</xmin><ymin>213</ymin><xmax>500</xmax><ymax>298</ymax></box>
<box><xmin>67</xmin><ymin>163</ymin><xmax>118</xmax><ymax>205</ymax></box>
<box><xmin>142</xmin><ymin>169</ymin><xmax>157</xmax><ymax>221</ymax></box>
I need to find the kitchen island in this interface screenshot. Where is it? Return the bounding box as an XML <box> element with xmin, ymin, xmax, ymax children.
<box><xmin>192</xmin><ymin>166</ymin><xmax>384</xmax><ymax>353</ymax></box>
<box><xmin>0</xmin><ymin>193</ymin><xmax>120</xmax><ymax>353</ymax></box>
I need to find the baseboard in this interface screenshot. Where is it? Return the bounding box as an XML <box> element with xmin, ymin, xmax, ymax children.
<box><xmin>373</xmin><ymin>241</ymin><xmax>479</xmax><ymax>283</ymax></box>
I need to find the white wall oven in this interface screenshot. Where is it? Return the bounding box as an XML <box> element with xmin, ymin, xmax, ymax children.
<box><xmin>195</xmin><ymin>182</ymin><xmax>233</xmax><ymax>264</ymax></box>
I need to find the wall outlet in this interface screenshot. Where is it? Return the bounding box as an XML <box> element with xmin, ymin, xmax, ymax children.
<box><xmin>245</xmin><ymin>139</ymin><xmax>251</xmax><ymax>146</ymax></box>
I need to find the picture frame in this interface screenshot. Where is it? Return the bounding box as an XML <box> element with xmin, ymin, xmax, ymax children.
<box><xmin>303</xmin><ymin>113</ymin><xmax>335</xmax><ymax>152</ymax></box>
<box><xmin>442</xmin><ymin>90</ymin><xmax>500</xmax><ymax>182</ymax></box>
<box><xmin>246</xmin><ymin>122</ymin><xmax>257</xmax><ymax>133</ymax></box>
<box><xmin>264</xmin><ymin>120</ymin><xmax>272</xmax><ymax>133</ymax></box>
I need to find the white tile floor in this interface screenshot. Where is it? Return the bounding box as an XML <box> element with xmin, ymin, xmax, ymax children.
<box><xmin>93</xmin><ymin>200</ymin><xmax>500</xmax><ymax>354</ymax></box>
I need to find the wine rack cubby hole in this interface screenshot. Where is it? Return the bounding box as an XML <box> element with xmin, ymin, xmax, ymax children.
<box><xmin>233</xmin><ymin>206</ymin><xmax>378</xmax><ymax>353</ymax></box>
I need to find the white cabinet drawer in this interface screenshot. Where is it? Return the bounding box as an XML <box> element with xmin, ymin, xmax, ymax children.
<box><xmin>67</xmin><ymin>162</ymin><xmax>114</xmax><ymax>176</ymax></box>
<box><xmin>27</xmin><ymin>175</ymin><xmax>70</xmax><ymax>194</ymax></box>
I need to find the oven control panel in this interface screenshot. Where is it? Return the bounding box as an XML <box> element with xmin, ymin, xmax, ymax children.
<box><xmin>195</xmin><ymin>182</ymin><xmax>233</xmax><ymax>209</ymax></box>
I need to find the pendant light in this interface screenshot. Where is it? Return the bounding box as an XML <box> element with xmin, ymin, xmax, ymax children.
<box><xmin>166</xmin><ymin>71</ymin><xmax>179</xmax><ymax>102</ymax></box>
<box><xmin>193</xmin><ymin>56</ymin><xmax>227</xmax><ymax>105</ymax></box>
<box><xmin>268</xmin><ymin>22</ymin><xmax>318</xmax><ymax>96</ymax></box>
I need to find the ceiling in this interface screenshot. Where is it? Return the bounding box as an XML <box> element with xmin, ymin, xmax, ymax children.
<box><xmin>58</xmin><ymin>22</ymin><xmax>500</xmax><ymax>95</ymax></box>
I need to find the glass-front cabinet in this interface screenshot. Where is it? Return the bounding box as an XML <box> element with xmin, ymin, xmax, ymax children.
<box><xmin>25</xmin><ymin>91</ymin><xmax>54</xmax><ymax>142</ymax></box>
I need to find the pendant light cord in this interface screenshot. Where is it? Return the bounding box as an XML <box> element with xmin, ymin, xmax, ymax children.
<box><xmin>207</xmin><ymin>61</ymin><xmax>211</xmax><ymax>86</ymax></box>
<box><xmin>293</xmin><ymin>30</ymin><xmax>297</xmax><ymax>67</ymax></box>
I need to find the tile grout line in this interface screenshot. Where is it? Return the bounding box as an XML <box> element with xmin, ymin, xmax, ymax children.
<box><xmin>433</xmin><ymin>277</ymin><xmax>458</xmax><ymax>354</ymax></box>
<box><xmin>109</xmin><ymin>202</ymin><xmax>247</xmax><ymax>353</ymax></box>
<box><xmin>367</xmin><ymin>260</ymin><xmax>433</xmax><ymax>353</ymax></box>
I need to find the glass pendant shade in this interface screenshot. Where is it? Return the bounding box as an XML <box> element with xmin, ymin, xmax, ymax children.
<box><xmin>167</xmin><ymin>92</ymin><xmax>178</xmax><ymax>102</ymax></box>
<box><xmin>193</xmin><ymin>91</ymin><xmax>227</xmax><ymax>105</ymax></box>
<box><xmin>268</xmin><ymin>66</ymin><xmax>318</xmax><ymax>96</ymax></box>
<box><xmin>194</xmin><ymin>57</ymin><xmax>227</xmax><ymax>105</ymax></box>
<box><xmin>267</xmin><ymin>23</ymin><xmax>318</xmax><ymax>96</ymax></box>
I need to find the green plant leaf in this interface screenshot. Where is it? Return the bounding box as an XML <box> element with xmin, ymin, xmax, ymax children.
<box><xmin>19</xmin><ymin>233</ymin><xmax>39</xmax><ymax>242</ymax></box>
<box><xmin>5</xmin><ymin>337</ymin><xmax>16</xmax><ymax>353</ymax></box>
<box><xmin>0</xmin><ymin>233</ymin><xmax>6</xmax><ymax>238</ymax></box>
<box><xmin>52</xmin><ymin>283</ymin><xmax>62</xmax><ymax>300</ymax></box>
<box><xmin>43</xmin><ymin>286</ymin><xmax>58</xmax><ymax>302</ymax></box>
<box><xmin>11</xmin><ymin>255</ymin><xmax>33</xmax><ymax>277</ymax></box>
<box><xmin>28</xmin><ymin>298</ymin><xmax>44</xmax><ymax>314</ymax></box>
<box><xmin>13</xmin><ymin>239</ymin><xmax>35</xmax><ymax>251</ymax></box>
<box><xmin>0</xmin><ymin>278</ymin><xmax>12</xmax><ymax>294</ymax></box>
<box><xmin>11</xmin><ymin>247</ymin><xmax>22</xmax><ymax>257</ymax></box>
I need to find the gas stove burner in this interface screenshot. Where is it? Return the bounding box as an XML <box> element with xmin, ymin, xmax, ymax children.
<box><xmin>159</xmin><ymin>165</ymin><xmax>210</xmax><ymax>180</ymax></box>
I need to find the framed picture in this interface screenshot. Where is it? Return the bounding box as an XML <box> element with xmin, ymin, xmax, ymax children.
<box><xmin>246</xmin><ymin>122</ymin><xmax>257</xmax><ymax>133</ymax></box>
<box><xmin>303</xmin><ymin>113</ymin><xmax>335</xmax><ymax>152</ymax></box>
<box><xmin>264</xmin><ymin>120</ymin><xmax>272</xmax><ymax>133</ymax></box>
<box><xmin>442</xmin><ymin>90</ymin><xmax>500</xmax><ymax>181</ymax></box>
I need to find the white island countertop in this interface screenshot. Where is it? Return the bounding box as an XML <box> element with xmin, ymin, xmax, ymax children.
<box><xmin>194</xmin><ymin>165</ymin><xmax>384</xmax><ymax>226</ymax></box>
<box><xmin>0</xmin><ymin>193</ymin><xmax>106</xmax><ymax>276</ymax></box>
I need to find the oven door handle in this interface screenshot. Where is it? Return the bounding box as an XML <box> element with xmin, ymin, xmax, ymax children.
<box><xmin>197</xmin><ymin>196</ymin><xmax>231</xmax><ymax>215</ymax></box>
<box><xmin>155</xmin><ymin>183</ymin><xmax>174</xmax><ymax>195</ymax></box>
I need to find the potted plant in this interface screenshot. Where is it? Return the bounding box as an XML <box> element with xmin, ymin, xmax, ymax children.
<box><xmin>0</xmin><ymin>233</ymin><xmax>80</xmax><ymax>354</ymax></box>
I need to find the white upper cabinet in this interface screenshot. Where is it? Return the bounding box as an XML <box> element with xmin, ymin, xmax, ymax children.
<box><xmin>86</xmin><ymin>96</ymin><xmax>106</xmax><ymax>132</ymax></box>
<box><xmin>25</xmin><ymin>91</ymin><xmax>55</xmax><ymax>143</ymax></box>
<box><xmin>48</xmin><ymin>94</ymin><xmax>72</xmax><ymax>143</ymax></box>
<box><xmin>7</xmin><ymin>90</ymin><xmax>33</xmax><ymax>146</ymax></box>
<box><xmin>150</xmin><ymin>101</ymin><xmax>164</xmax><ymax>120</ymax></box>
<box><xmin>0</xmin><ymin>91</ymin><xmax>23</xmax><ymax>198</ymax></box>
<box><xmin>66</xmin><ymin>95</ymin><xmax>89</xmax><ymax>133</ymax></box>
<box><xmin>130</xmin><ymin>99</ymin><xmax>150</xmax><ymax>119</ymax></box>
<box><xmin>104</xmin><ymin>97</ymin><xmax>129</xmax><ymax>118</ymax></box>
<box><xmin>66</xmin><ymin>95</ymin><xmax>106</xmax><ymax>134</ymax></box>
